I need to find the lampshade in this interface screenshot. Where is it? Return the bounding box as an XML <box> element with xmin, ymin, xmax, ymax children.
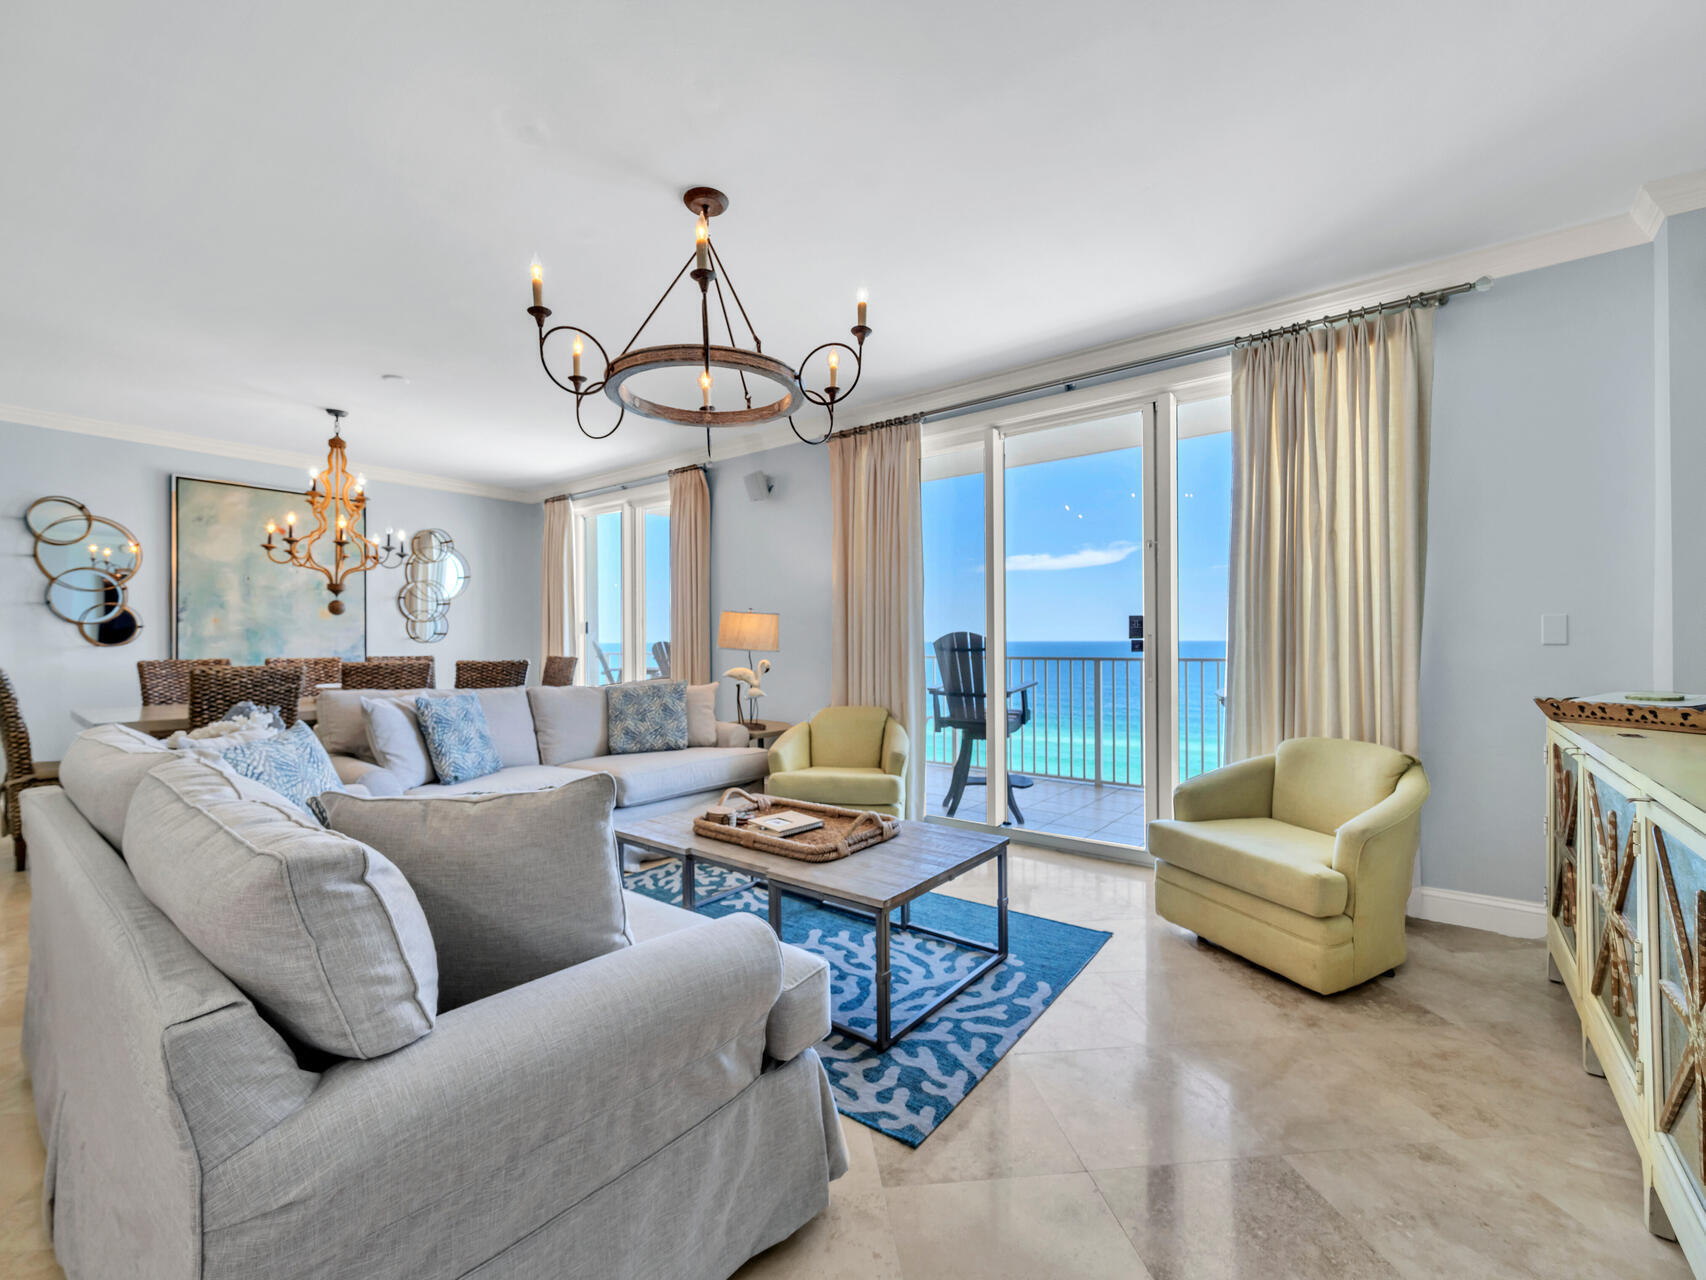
<box><xmin>718</xmin><ymin>610</ymin><xmax>779</xmax><ymax>652</ymax></box>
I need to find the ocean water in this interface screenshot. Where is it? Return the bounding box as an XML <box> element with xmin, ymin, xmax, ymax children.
<box><xmin>924</xmin><ymin>639</ymin><xmax>1227</xmax><ymax>783</ymax></box>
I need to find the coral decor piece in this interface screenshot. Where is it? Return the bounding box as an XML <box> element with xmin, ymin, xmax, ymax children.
<box><xmin>1587</xmin><ymin>780</ymin><xmax>1640</xmax><ymax>1053</ymax></box>
<box><xmin>1655</xmin><ymin>826</ymin><xmax>1706</xmax><ymax>1173</ymax></box>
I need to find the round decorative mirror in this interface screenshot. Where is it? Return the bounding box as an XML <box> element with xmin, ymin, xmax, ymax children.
<box><xmin>26</xmin><ymin>496</ymin><xmax>144</xmax><ymax>647</ymax></box>
<box><xmin>397</xmin><ymin>528</ymin><xmax>468</xmax><ymax>643</ymax></box>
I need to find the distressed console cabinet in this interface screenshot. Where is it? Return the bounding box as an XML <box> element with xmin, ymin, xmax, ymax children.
<box><xmin>1546</xmin><ymin>717</ymin><xmax>1706</xmax><ymax>1273</ymax></box>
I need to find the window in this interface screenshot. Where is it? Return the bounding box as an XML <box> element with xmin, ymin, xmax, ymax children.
<box><xmin>573</xmin><ymin>484</ymin><xmax>670</xmax><ymax>684</ymax></box>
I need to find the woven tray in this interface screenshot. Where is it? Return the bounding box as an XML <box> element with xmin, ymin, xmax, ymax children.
<box><xmin>691</xmin><ymin>788</ymin><xmax>901</xmax><ymax>862</ymax></box>
<box><xmin>1535</xmin><ymin>696</ymin><xmax>1706</xmax><ymax>736</ymax></box>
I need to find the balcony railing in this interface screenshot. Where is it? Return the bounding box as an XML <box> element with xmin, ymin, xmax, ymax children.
<box><xmin>923</xmin><ymin>654</ymin><xmax>1227</xmax><ymax>786</ymax></box>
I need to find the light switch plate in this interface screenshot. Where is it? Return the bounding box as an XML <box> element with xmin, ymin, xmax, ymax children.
<box><xmin>1542</xmin><ymin>613</ymin><xmax>1569</xmax><ymax>646</ymax></box>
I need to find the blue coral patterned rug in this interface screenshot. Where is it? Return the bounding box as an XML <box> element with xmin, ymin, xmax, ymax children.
<box><xmin>624</xmin><ymin>858</ymin><xmax>1110</xmax><ymax>1146</ymax></box>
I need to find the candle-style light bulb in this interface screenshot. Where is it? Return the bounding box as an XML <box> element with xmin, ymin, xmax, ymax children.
<box><xmin>572</xmin><ymin>333</ymin><xmax>583</xmax><ymax>379</ymax></box>
<box><xmin>694</xmin><ymin>214</ymin><xmax>710</xmax><ymax>272</ymax></box>
<box><xmin>285</xmin><ymin>511</ymin><xmax>297</xmax><ymax>534</ymax></box>
<box><xmin>856</xmin><ymin>287</ymin><xmax>868</xmax><ymax>328</ymax></box>
<box><xmin>88</xmin><ymin>543</ymin><xmax>99</xmax><ymax>555</ymax></box>
<box><xmin>828</xmin><ymin>350</ymin><xmax>839</xmax><ymax>388</ymax></box>
<box><xmin>102</xmin><ymin>547</ymin><xmax>113</xmax><ymax>558</ymax></box>
<box><xmin>530</xmin><ymin>259</ymin><xmax>544</xmax><ymax>307</ymax></box>
<box><xmin>355</xmin><ymin>472</ymin><xmax>366</xmax><ymax>495</ymax></box>
<box><xmin>699</xmin><ymin>370</ymin><xmax>712</xmax><ymax>408</ymax></box>
<box><xmin>267</xmin><ymin>521</ymin><xmax>277</xmax><ymax>534</ymax></box>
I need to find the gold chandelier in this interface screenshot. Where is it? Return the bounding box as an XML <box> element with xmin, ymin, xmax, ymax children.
<box><xmin>261</xmin><ymin>408</ymin><xmax>400</xmax><ymax>614</ymax></box>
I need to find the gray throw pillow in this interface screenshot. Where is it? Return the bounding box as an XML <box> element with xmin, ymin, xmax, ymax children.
<box><xmin>687</xmin><ymin>683</ymin><xmax>718</xmax><ymax>747</ymax></box>
<box><xmin>362</xmin><ymin>697</ymin><xmax>435</xmax><ymax>789</ymax></box>
<box><xmin>57</xmin><ymin>722</ymin><xmax>173</xmax><ymax>851</ymax></box>
<box><xmin>125</xmin><ymin>755</ymin><xmax>438</xmax><ymax>1058</ymax></box>
<box><xmin>606</xmin><ymin>680</ymin><xmax>689</xmax><ymax>754</ymax></box>
<box><xmin>321</xmin><ymin>774</ymin><xmax>630</xmax><ymax>1010</ymax></box>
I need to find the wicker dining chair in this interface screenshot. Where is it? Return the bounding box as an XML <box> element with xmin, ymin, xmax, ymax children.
<box><xmin>542</xmin><ymin>655</ymin><xmax>579</xmax><ymax>687</ymax></box>
<box><xmin>187</xmin><ymin>665</ymin><xmax>304</xmax><ymax>732</ymax></box>
<box><xmin>2</xmin><ymin>666</ymin><xmax>59</xmax><ymax>872</ymax></box>
<box><xmin>366</xmin><ymin>655</ymin><xmax>436</xmax><ymax>686</ymax></box>
<box><xmin>455</xmin><ymin>659</ymin><xmax>530</xmax><ymax>689</ymax></box>
<box><xmin>341</xmin><ymin>660</ymin><xmax>434</xmax><ymax>691</ymax></box>
<box><xmin>264</xmin><ymin>656</ymin><xmax>343</xmax><ymax>689</ymax></box>
<box><xmin>137</xmin><ymin>658</ymin><xmax>233</xmax><ymax>706</ymax></box>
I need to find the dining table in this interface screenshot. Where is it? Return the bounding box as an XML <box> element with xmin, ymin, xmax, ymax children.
<box><xmin>71</xmin><ymin>698</ymin><xmax>320</xmax><ymax>738</ymax></box>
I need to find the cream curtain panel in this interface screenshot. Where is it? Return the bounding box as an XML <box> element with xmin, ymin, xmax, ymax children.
<box><xmin>540</xmin><ymin>495</ymin><xmax>573</xmax><ymax>670</ymax></box>
<box><xmin>830</xmin><ymin>417</ymin><xmax>924</xmax><ymax>815</ymax></box>
<box><xmin>1227</xmin><ymin>307</ymin><xmax>1433</xmax><ymax>760</ymax></box>
<box><xmin>668</xmin><ymin>465</ymin><xmax>712</xmax><ymax>685</ymax></box>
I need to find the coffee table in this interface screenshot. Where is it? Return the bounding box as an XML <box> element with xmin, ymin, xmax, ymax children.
<box><xmin>618</xmin><ymin>813</ymin><xmax>1009</xmax><ymax>1052</ymax></box>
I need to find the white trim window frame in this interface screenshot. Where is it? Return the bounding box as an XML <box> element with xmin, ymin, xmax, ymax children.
<box><xmin>571</xmin><ymin>480</ymin><xmax>669</xmax><ymax>684</ymax></box>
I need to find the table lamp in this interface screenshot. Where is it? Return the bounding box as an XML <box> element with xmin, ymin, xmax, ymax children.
<box><xmin>717</xmin><ymin>609</ymin><xmax>779</xmax><ymax>726</ymax></box>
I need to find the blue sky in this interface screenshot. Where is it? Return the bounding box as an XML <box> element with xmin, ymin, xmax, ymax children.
<box><xmin>923</xmin><ymin>434</ymin><xmax>1230</xmax><ymax>645</ymax></box>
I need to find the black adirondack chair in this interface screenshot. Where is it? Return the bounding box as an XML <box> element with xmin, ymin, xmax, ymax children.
<box><xmin>929</xmin><ymin>631</ymin><xmax>1036</xmax><ymax>823</ymax></box>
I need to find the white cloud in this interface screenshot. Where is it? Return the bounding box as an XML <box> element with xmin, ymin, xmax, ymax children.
<box><xmin>1005</xmin><ymin>540</ymin><xmax>1140</xmax><ymax>572</ymax></box>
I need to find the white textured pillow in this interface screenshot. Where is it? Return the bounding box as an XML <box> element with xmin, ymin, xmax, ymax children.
<box><xmin>362</xmin><ymin>697</ymin><xmax>435</xmax><ymax>789</ymax></box>
<box><xmin>125</xmin><ymin>755</ymin><xmax>438</xmax><ymax>1058</ymax></box>
<box><xmin>321</xmin><ymin>775</ymin><xmax>629</xmax><ymax>1010</ymax></box>
<box><xmin>57</xmin><ymin>723</ymin><xmax>173</xmax><ymax>850</ymax></box>
<box><xmin>315</xmin><ymin>686</ymin><xmax>436</xmax><ymax>760</ymax></box>
<box><xmin>687</xmin><ymin>683</ymin><xmax>718</xmax><ymax>748</ymax></box>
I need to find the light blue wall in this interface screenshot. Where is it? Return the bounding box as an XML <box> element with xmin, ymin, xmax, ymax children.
<box><xmin>1</xmin><ymin>419</ymin><xmax>542</xmax><ymax>759</ymax></box>
<box><xmin>707</xmin><ymin>440</ymin><xmax>833</xmax><ymax>726</ymax></box>
<box><xmin>1660</xmin><ymin>209</ymin><xmax>1706</xmax><ymax>690</ymax></box>
<box><xmin>1422</xmin><ymin>245</ymin><xmax>1656</xmax><ymax>900</ymax></box>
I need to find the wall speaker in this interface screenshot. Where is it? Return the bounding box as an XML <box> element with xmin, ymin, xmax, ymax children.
<box><xmin>744</xmin><ymin>471</ymin><xmax>774</xmax><ymax>501</ymax></box>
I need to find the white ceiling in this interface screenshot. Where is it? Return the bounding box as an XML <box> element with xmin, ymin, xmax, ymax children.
<box><xmin>3</xmin><ymin>0</ymin><xmax>1704</xmax><ymax>496</ymax></box>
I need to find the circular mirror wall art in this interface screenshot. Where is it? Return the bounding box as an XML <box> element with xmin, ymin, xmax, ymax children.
<box><xmin>26</xmin><ymin>496</ymin><xmax>144</xmax><ymax>646</ymax></box>
<box><xmin>397</xmin><ymin>528</ymin><xmax>469</xmax><ymax>643</ymax></box>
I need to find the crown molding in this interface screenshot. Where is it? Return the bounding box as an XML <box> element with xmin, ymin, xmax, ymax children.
<box><xmin>0</xmin><ymin>403</ymin><xmax>536</xmax><ymax>503</ymax></box>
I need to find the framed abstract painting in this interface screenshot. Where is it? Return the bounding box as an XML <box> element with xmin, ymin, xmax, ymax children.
<box><xmin>171</xmin><ymin>475</ymin><xmax>367</xmax><ymax>664</ymax></box>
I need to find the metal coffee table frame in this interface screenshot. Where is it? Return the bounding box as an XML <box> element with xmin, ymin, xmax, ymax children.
<box><xmin>647</xmin><ymin>839</ymin><xmax>1009</xmax><ymax>1053</ymax></box>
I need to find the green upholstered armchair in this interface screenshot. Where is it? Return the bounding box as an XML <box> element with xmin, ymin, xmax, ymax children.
<box><xmin>1149</xmin><ymin>736</ymin><xmax>1429</xmax><ymax>995</ymax></box>
<box><xmin>765</xmin><ymin>706</ymin><xmax>910</xmax><ymax>817</ymax></box>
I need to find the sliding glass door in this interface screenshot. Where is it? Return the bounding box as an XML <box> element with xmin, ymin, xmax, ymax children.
<box><xmin>918</xmin><ymin>364</ymin><xmax>1230</xmax><ymax>860</ymax></box>
<box><xmin>574</xmin><ymin>485</ymin><xmax>670</xmax><ymax>685</ymax></box>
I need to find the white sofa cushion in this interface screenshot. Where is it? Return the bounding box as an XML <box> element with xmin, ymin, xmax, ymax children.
<box><xmin>57</xmin><ymin>722</ymin><xmax>173</xmax><ymax>850</ymax></box>
<box><xmin>362</xmin><ymin>697</ymin><xmax>435</xmax><ymax>789</ymax></box>
<box><xmin>405</xmin><ymin>763</ymin><xmax>594</xmax><ymax>797</ymax></box>
<box><xmin>317</xmin><ymin>686</ymin><xmax>437</xmax><ymax>759</ymax></box>
<box><xmin>564</xmin><ymin>746</ymin><xmax>768</xmax><ymax>808</ymax></box>
<box><xmin>687</xmin><ymin>683</ymin><xmax>717</xmax><ymax>747</ymax></box>
<box><xmin>322</xmin><ymin>776</ymin><xmax>630</xmax><ymax>1010</ymax></box>
<box><xmin>529</xmin><ymin>685</ymin><xmax>608</xmax><ymax>764</ymax></box>
<box><xmin>623</xmin><ymin>890</ymin><xmax>828</xmax><ymax>1062</ymax></box>
<box><xmin>125</xmin><ymin>755</ymin><xmax>438</xmax><ymax>1058</ymax></box>
<box><xmin>475</xmin><ymin>687</ymin><xmax>543</xmax><ymax>767</ymax></box>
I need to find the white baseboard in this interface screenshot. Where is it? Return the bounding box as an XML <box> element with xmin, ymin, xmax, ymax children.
<box><xmin>1406</xmin><ymin>885</ymin><xmax>1546</xmax><ymax>939</ymax></box>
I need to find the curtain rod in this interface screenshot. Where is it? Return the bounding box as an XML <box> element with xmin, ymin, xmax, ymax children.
<box><xmin>915</xmin><ymin>276</ymin><xmax>1493</xmax><ymax>425</ymax></box>
<box><xmin>566</xmin><ymin>461</ymin><xmax>707</xmax><ymax>503</ymax></box>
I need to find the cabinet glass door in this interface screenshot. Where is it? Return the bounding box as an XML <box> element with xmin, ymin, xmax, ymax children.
<box><xmin>1548</xmin><ymin>740</ymin><xmax>1581</xmax><ymax>959</ymax></box>
<box><xmin>1584</xmin><ymin>765</ymin><xmax>1643</xmax><ymax>1067</ymax></box>
<box><xmin>1652</xmin><ymin>809</ymin><xmax>1706</xmax><ymax>1202</ymax></box>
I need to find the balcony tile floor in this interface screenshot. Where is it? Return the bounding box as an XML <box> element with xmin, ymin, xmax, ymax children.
<box><xmin>2</xmin><ymin>832</ymin><xmax>1688</xmax><ymax>1279</ymax></box>
<box><xmin>924</xmin><ymin>762</ymin><xmax>1148</xmax><ymax>847</ymax></box>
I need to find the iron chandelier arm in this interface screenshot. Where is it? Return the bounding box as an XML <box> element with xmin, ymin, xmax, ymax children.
<box><xmin>534</xmin><ymin>319</ymin><xmax>626</xmax><ymax>439</ymax></box>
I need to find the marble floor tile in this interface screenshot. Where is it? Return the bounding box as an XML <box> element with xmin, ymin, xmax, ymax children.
<box><xmin>1288</xmin><ymin>1139</ymin><xmax>1692</xmax><ymax>1279</ymax></box>
<box><xmin>1007</xmin><ymin>973</ymin><xmax>1148</xmax><ymax>1055</ymax></box>
<box><xmin>1024</xmin><ymin>1045</ymin><xmax>1278</xmax><ymax>1170</ymax></box>
<box><xmin>872</xmin><ymin>1057</ymin><xmax>1083</xmax><ymax>1187</ymax></box>
<box><xmin>885</xmin><ymin>1172</ymin><xmax>1149</xmax><ymax>1279</ymax></box>
<box><xmin>1093</xmin><ymin>1157</ymin><xmax>1400</xmax><ymax>1280</ymax></box>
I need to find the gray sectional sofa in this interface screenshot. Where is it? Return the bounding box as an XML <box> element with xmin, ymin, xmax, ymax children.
<box><xmin>314</xmin><ymin>683</ymin><xmax>771</xmax><ymax>822</ymax></box>
<box><xmin>22</xmin><ymin>723</ymin><xmax>848</xmax><ymax>1280</ymax></box>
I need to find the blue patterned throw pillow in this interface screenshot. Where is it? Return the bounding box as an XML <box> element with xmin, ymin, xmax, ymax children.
<box><xmin>222</xmin><ymin>721</ymin><xmax>347</xmax><ymax>822</ymax></box>
<box><xmin>414</xmin><ymin>694</ymin><xmax>503</xmax><ymax>784</ymax></box>
<box><xmin>606</xmin><ymin>681</ymin><xmax>689</xmax><ymax>754</ymax></box>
